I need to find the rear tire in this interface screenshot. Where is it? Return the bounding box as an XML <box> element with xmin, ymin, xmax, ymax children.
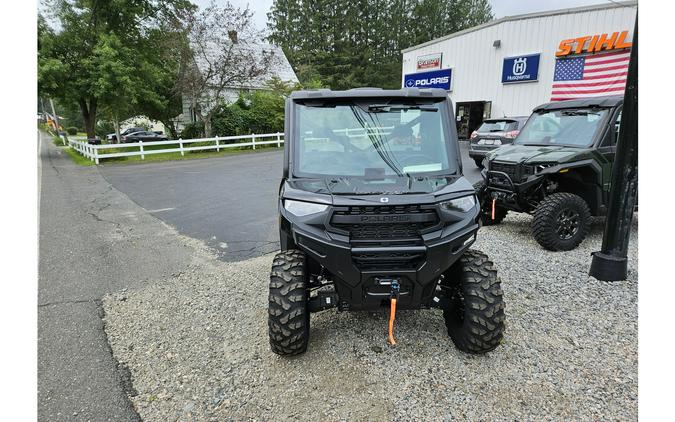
<box><xmin>268</xmin><ymin>250</ymin><xmax>310</xmax><ymax>356</ymax></box>
<box><xmin>442</xmin><ymin>250</ymin><xmax>505</xmax><ymax>354</ymax></box>
<box><xmin>532</xmin><ymin>192</ymin><xmax>591</xmax><ymax>251</ymax></box>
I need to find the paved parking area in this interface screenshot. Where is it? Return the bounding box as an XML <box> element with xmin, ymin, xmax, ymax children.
<box><xmin>99</xmin><ymin>143</ymin><xmax>481</xmax><ymax>261</ymax></box>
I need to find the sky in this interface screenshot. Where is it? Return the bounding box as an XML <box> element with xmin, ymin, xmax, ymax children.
<box><xmin>193</xmin><ymin>0</ymin><xmax>614</xmax><ymax>32</ymax></box>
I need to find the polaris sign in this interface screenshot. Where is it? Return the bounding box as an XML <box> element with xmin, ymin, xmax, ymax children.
<box><xmin>501</xmin><ymin>53</ymin><xmax>540</xmax><ymax>83</ymax></box>
<box><xmin>403</xmin><ymin>68</ymin><xmax>452</xmax><ymax>90</ymax></box>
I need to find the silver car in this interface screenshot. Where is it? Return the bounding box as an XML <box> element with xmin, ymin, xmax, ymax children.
<box><xmin>468</xmin><ymin>117</ymin><xmax>528</xmax><ymax>167</ymax></box>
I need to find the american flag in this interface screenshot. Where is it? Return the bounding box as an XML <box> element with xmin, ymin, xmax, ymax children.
<box><xmin>550</xmin><ymin>49</ymin><xmax>631</xmax><ymax>101</ymax></box>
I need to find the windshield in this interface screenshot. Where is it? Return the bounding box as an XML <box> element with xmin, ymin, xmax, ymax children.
<box><xmin>515</xmin><ymin>108</ymin><xmax>609</xmax><ymax>147</ymax></box>
<box><xmin>293</xmin><ymin>99</ymin><xmax>457</xmax><ymax>178</ymax></box>
<box><xmin>478</xmin><ymin>120</ymin><xmax>518</xmax><ymax>133</ymax></box>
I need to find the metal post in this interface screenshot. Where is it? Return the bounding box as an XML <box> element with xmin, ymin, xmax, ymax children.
<box><xmin>252</xmin><ymin>134</ymin><xmax>256</xmax><ymax>150</ymax></box>
<box><xmin>276</xmin><ymin>132</ymin><xmax>281</xmax><ymax>148</ymax></box>
<box><xmin>216</xmin><ymin>136</ymin><xmax>220</xmax><ymax>152</ymax></box>
<box><xmin>179</xmin><ymin>138</ymin><xmax>184</xmax><ymax>156</ymax></box>
<box><xmin>49</xmin><ymin>98</ymin><xmax>60</xmax><ymax>133</ymax></box>
<box><xmin>139</xmin><ymin>141</ymin><xmax>145</xmax><ymax>160</ymax></box>
<box><xmin>589</xmin><ymin>18</ymin><xmax>638</xmax><ymax>281</ymax></box>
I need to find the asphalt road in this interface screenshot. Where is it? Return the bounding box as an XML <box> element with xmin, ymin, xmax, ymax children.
<box><xmin>38</xmin><ymin>131</ymin><xmax>197</xmax><ymax>421</ymax></box>
<box><xmin>99</xmin><ymin>142</ymin><xmax>481</xmax><ymax>261</ymax></box>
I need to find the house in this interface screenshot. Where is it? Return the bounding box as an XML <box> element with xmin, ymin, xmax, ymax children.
<box><xmin>175</xmin><ymin>32</ymin><xmax>299</xmax><ymax>131</ymax></box>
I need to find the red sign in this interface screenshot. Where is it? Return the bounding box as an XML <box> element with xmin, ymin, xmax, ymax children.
<box><xmin>416</xmin><ymin>53</ymin><xmax>442</xmax><ymax>71</ymax></box>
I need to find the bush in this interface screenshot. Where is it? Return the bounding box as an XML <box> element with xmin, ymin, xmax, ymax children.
<box><xmin>96</xmin><ymin>121</ymin><xmax>115</xmax><ymax>136</ymax></box>
<box><xmin>66</xmin><ymin>127</ymin><xmax>78</xmax><ymax>135</ymax></box>
<box><xmin>180</xmin><ymin>122</ymin><xmax>204</xmax><ymax>139</ymax></box>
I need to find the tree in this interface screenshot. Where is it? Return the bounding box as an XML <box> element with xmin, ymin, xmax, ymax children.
<box><xmin>178</xmin><ymin>1</ymin><xmax>275</xmax><ymax>137</ymax></box>
<box><xmin>38</xmin><ymin>0</ymin><xmax>194</xmax><ymax>138</ymax></box>
<box><xmin>267</xmin><ymin>0</ymin><xmax>493</xmax><ymax>90</ymax></box>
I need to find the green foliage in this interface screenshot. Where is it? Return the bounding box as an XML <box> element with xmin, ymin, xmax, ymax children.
<box><xmin>66</xmin><ymin>127</ymin><xmax>78</xmax><ymax>135</ymax></box>
<box><xmin>180</xmin><ymin>122</ymin><xmax>205</xmax><ymax>139</ymax></box>
<box><xmin>210</xmin><ymin>78</ymin><xmax>298</xmax><ymax>136</ymax></box>
<box><xmin>96</xmin><ymin>120</ymin><xmax>115</xmax><ymax>136</ymax></box>
<box><xmin>38</xmin><ymin>0</ymin><xmax>195</xmax><ymax>137</ymax></box>
<box><xmin>268</xmin><ymin>0</ymin><xmax>493</xmax><ymax>89</ymax></box>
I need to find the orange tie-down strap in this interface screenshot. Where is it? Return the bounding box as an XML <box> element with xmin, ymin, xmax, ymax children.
<box><xmin>387</xmin><ymin>297</ymin><xmax>398</xmax><ymax>346</ymax></box>
<box><xmin>492</xmin><ymin>198</ymin><xmax>496</xmax><ymax>220</ymax></box>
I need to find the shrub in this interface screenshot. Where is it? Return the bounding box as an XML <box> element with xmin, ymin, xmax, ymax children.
<box><xmin>96</xmin><ymin>121</ymin><xmax>115</xmax><ymax>136</ymax></box>
<box><xmin>66</xmin><ymin>127</ymin><xmax>78</xmax><ymax>135</ymax></box>
<box><xmin>180</xmin><ymin>122</ymin><xmax>204</xmax><ymax>139</ymax></box>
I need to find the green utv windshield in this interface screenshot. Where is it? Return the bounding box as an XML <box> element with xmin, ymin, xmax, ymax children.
<box><xmin>515</xmin><ymin>107</ymin><xmax>610</xmax><ymax>148</ymax></box>
<box><xmin>293</xmin><ymin>99</ymin><xmax>457</xmax><ymax>178</ymax></box>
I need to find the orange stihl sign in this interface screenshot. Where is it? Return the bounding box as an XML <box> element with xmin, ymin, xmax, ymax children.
<box><xmin>555</xmin><ymin>31</ymin><xmax>632</xmax><ymax>57</ymax></box>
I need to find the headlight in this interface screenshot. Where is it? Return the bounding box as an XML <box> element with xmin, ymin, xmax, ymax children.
<box><xmin>284</xmin><ymin>199</ymin><xmax>328</xmax><ymax>216</ymax></box>
<box><xmin>440</xmin><ymin>195</ymin><xmax>476</xmax><ymax>213</ymax></box>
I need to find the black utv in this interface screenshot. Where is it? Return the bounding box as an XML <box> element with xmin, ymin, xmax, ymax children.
<box><xmin>269</xmin><ymin>88</ymin><xmax>505</xmax><ymax>356</ymax></box>
<box><xmin>475</xmin><ymin>95</ymin><xmax>625</xmax><ymax>251</ymax></box>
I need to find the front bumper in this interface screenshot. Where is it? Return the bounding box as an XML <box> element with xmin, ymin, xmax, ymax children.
<box><xmin>280</xmin><ymin>200</ymin><xmax>479</xmax><ymax>311</ymax></box>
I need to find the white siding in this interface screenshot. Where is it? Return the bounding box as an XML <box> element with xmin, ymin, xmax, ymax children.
<box><xmin>402</xmin><ymin>4</ymin><xmax>637</xmax><ymax>118</ymax></box>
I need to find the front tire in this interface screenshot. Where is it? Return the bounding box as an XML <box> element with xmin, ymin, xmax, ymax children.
<box><xmin>532</xmin><ymin>193</ymin><xmax>591</xmax><ymax>251</ymax></box>
<box><xmin>442</xmin><ymin>250</ymin><xmax>506</xmax><ymax>354</ymax></box>
<box><xmin>268</xmin><ymin>250</ymin><xmax>310</xmax><ymax>356</ymax></box>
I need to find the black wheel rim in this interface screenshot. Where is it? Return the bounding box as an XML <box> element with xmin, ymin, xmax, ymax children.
<box><xmin>556</xmin><ymin>208</ymin><xmax>580</xmax><ymax>240</ymax></box>
<box><xmin>448</xmin><ymin>285</ymin><xmax>465</xmax><ymax>322</ymax></box>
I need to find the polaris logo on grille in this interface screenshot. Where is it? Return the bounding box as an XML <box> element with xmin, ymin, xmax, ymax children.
<box><xmin>359</xmin><ymin>215</ymin><xmax>411</xmax><ymax>223</ymax></box>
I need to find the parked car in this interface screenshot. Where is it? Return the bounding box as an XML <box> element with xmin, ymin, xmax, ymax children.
<box><xmin>106</xmin><ymin>127</ymin><xmax>145</xmax><ymax>142</ymax></box>
<box><xmin>121</xmin><ymin>131</ymin><xmax>169</xmax><ymax>143</ymax></box>
<box><xmin>468</xmin><ymin>117</ymin><xmax>529</xmax><ymax>167</ymax></box>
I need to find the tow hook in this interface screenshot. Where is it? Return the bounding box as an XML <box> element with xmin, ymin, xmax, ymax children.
<box><xmin>387</xmin><ymin>280</ymin><xmax>400</xmax><ymax>346</ymax></box>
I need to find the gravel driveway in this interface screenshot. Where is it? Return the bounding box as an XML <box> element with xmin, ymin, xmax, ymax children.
<box><xmin>103</xmin><ymin>213</ymin><xmax>637</xmax><ymax>421</ymax></box>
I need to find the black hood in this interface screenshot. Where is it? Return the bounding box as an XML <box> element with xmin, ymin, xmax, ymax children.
<box><xmin>287</xmin><ymin>175</ymin><xmax>465</xmax><ymax>195</ymax></box>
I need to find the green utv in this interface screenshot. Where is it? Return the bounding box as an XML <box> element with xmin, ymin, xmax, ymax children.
<box><xmin>475</xmin><ymin>96</ymin><xmax>624</xmax><ymax>251</ymax></box>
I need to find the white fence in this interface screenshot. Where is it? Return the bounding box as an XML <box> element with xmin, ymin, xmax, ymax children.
<box><xmin>64</xmin><ymin>132</ymin><xmax>284</xmax><ymax>164</ymax></box>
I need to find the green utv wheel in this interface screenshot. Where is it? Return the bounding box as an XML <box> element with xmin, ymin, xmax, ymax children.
<box><xmin>268</xmin><ymin>250</ymin><xmax>310</xmax><ymax>356</ymax></box>
<box><xmin>442</xmin><ymin>250</ymin><xmax>505</xmax><ymax>354</ymax></box>
<box><xmin>473</xmin><ymin>180</ymin><xmax>507</xmax><ymax>226</ymax></box>
<box><xmin>532</xmin><ymin>193</ymin><xmax>591</xmax><ymax>251</ymax></box>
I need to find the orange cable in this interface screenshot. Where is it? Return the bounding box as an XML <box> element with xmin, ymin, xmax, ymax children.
<box><xmin>387</xmin><ymin>298</ymin><xmax>397</xmax><ymax>345</ymax></box>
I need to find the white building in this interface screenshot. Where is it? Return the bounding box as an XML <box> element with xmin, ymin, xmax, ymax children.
<box><xmin>401</xmin><ymin>1</ymin><xmax>637</xmax><ymax>139</ymax></box>
<box><xmin>176</xmin><ymin>36</ymin><xmax>299</xmax><ymax>131</ymax></box>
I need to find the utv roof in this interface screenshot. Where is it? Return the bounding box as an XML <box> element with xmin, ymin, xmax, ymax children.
<box><xmin>290</xmin><ymin>87</ymin><xmax>449</xmax><ymax>100</ymax></box>
<box><xmin>533</xmin><ymin>95</ymin><xmax>623</xmax><ymax>112</ymax></box>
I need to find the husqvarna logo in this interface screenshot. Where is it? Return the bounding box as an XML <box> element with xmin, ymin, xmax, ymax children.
<box><xmin>380</xmin><ymin>197</ymin><xmax>389</xmax><ymax>203</ymax></box>
<box><xmin>512</xmin><ymin>57</ymin><xmax>527</xmax><ymax>75</ymax></box>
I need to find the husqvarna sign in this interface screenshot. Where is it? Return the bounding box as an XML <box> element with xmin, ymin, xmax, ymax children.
<box><xmin>404</xmin><ymin>68</ymin><xmax>452</xmax><ymax>90</ymax></box>
<box><xmin>502</xmin><ymin>53</ymin><xmax>540</xmax><ymax>83</ymax></box>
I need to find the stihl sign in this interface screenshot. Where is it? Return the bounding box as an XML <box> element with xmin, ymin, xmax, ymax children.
<box><xmin>555</xmin><ymin>30</ymin><xmax>632</xmax><ymax>57</ymax></box>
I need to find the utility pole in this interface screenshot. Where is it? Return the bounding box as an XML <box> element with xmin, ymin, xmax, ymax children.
<box><xmin>49</xmin><ymin>98</ymin><xmax>60</xmax><ymax>133</ymax></box>
<box><xmin>589</xmin><ymin>18</ymin><xmax>638</xmax><ymax>281</ymax></box>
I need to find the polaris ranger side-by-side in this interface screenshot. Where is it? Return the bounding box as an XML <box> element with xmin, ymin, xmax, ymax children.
<box><xmin>268</xmin><ymin>88</ymin><xmax>505</xmax><ymax>356</ymax></box>
<box><xmin>475</xmin><ymin>96</ymin><xmax>625</xmax><ymax>251</ymax></box>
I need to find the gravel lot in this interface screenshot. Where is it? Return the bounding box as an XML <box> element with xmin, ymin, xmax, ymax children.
<box><xmin>103</xmin><ymin>213</ymin><xmax>637</xmax><ymax>421</ymax></box>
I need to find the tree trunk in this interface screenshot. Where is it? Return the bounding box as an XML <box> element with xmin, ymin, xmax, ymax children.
<box><xmin>161</xmin><ymin>119</ymin><xmax>178</xmax><ymax>139</ymax></box>
<box><xmin>203</xmin><ymin>114</ymin><xmax>212</xmax><ymax>138</ymax></box>
<box><xmin>79</xmin><ymin>98</ymin><xmax>98</xmax><ymax>139</ymax></box>
<box><xmin>113</xmin><ymin>117</ymin><xmax>121</xmax><ymax>144</ymax></box>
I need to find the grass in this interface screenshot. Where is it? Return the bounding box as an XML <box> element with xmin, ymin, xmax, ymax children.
<box><xmin>58</xmin><ymin>137</ymin><xmax>282</xmax><ymax>166</ymax></box>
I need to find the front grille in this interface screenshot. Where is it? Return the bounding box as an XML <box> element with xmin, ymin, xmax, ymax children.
<box><xmin>331</xmin><ymin>205</ymin><xmax>439</xmax><ymax>241</ymax></box>
<box><xmin>352</xmin><ymin>250</ymin><xmax>424</xmax><ymax>271</ymax></box>
<box><xmin>489</xmin><ymin>162</ymin><xmax>535</xmax><ymax>184</ymax></box>
<box><xmin>330</xmin><ymin>204</ymin><xmax>439</xmax><ymax>271</ymax></box>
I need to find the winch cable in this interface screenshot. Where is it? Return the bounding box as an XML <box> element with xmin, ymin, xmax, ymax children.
<box><xmin>387</xmin><ymin>281</ymin><xmax>400</xmax><ymax>345</ymax></box>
